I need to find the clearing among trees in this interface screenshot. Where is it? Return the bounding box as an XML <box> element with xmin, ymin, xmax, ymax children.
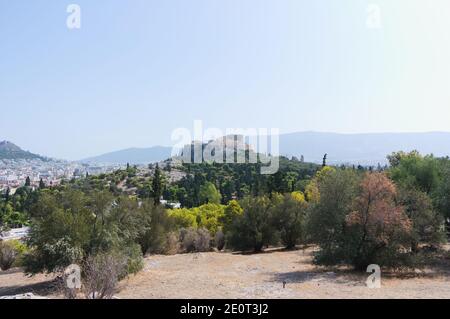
<box><xmin>2</xmin><ymin>246</ymin><xmax>450</xmax><ymax>299</ymax></box>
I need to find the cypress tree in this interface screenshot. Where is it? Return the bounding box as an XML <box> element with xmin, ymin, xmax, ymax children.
<box><xmin>152</xmin><ymin>164</ymin><xmax>163</xmax><ymax>205</ymax></box>
<box><xmin>25</xmin><ymin>176</ymin><xmax>31</xmax><ymax>187</ymax></box>
<box><xmin>322</xmin><ymin>154</ymin><xmax>328</xmax><ymax>167</ymax></box>
<box><xmin>5</xmin><ymin>187</ymin><xmax>10</xmax><ymax>202</ymax></box>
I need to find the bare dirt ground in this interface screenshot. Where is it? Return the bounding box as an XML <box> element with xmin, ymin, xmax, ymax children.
<box><xmin>0</xmin><ymin>268</ymin><xmax>58</xmax><ymax>297</ymax></box>
<box><xmin>2</xmin><ymin>247</ymin><xmax>450</xmax><ymax>299</ymax></box>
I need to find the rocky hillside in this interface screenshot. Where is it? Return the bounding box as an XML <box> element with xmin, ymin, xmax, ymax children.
<box><xmin>0</xmin><ymin>141</ymin><xmax>45</xmax><ymax>160</ymax></box>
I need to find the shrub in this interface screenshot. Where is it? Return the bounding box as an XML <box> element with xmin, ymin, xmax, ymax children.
<box><xmin>305</xmin><ymin>166</ymin><xmax>336</xmax><ymax>203</ymax></box>
<box><xmin>179</xmin><ymin>228</ymin><xmax>197</xmax><ymax>253</ymax></box>
<box><xmin>0</xmin><ymin>240</ymin><xmax>28</xmax><ymax>270</ymax></box>
<box><xmin>220</xmin><ymin>200</ymin><xmax>243</xmax><ymax>234</ymax></box>
<box><xmin>434</xmin><ymin>163</ymin><xmax>450</xmax><ymax>221</ymax></box>
<box><xmin>344</xmin><ymin>173</ymin><xmax>413</xmax><ymax>270</ymax></box>
<box><xmin>310</xmin><ymin>172</ymin><xmax>414</xmax><ymax>270</ymax></box>
<box><xmin>1</xmin><ymin>208</ymin><xmax>29</xmax><ymax>229</ymax></box>
<box><xmin>272</xmin><ymin>193</ymin><xmax>308</xmax><ymax>249</ymax></box>
<box><xmin>24</xmin><ymin>237</ymin><xmax>84</xmax><ymax>274</ymax></box>
<box><xmin>179</xmin><ymin>227</ymin><xmax>211</xmax><ymax>253</ymax></box>
<box><xmin>24</xmin><ymin>190</ymin><xmax>146</xmax><ymax>275</ymax></box>
<box><xmin>388</xmin><ymin>151</ymin><xmax>439</xmax><ymax>194</ymax></box>
<box><xmin>123</xmin><ymin>243</ymin><xmax>144</xmax><ymax>276</ymax></box>
<box><xmin>195</xmin><ymin>228</ymin><xmax>212</xmax><ymax>252</ymax></box>
<box><xmin>137</xmin><ymin>201</ymin><xmax>174</xmax><ymax>255</ymax></box>
<box><xmin>398</xmin><ymin>187</ymin><xmax>445</xmax><ymax>251</ymax></box>
<box><xmin>0</xmin><ymin>241</ymin><xmax>17</xmax><ymax>271</ymax></box>
<box><xmin>227</xmin><ymin>196</ymin><xmax>278</xmax><ymax>252</ymax></box>
<box><xmin>164</xmin><ymin>232</ymin><xmax>180</xmax><ymax>255</ymax></box>
<box><xmin>83</xmin><ymin>252</ymin><xmax>127</xmax><ymax>299</ymax></box>
<box><xmin>195</xmin><ymin>204</ymin><xmax>225</xmax><ymax>234</ymax></box>
<box><xmin>168</xmin><ymin>204</ymin><xmax>225</xmax><ymax>235</ymax></box>
<box><xmin>168</xmin><ymin>208</ymin><xmax>198</xmax><ymax>229</ymax></box>
<box><xmin>8</xmin><ymin>239</ymin><xmax>28</xmax><ymax>268</ymax></box>
<box><xmin>60</xmin><ymin>246</ymin><xmax>143</xmax><ymax>299</ymax></box>
<box><xmin>306</xmin><ymin>169</ymin><xmax>359</xmax><ymax>261</ymax></box>
<box><xmin>215</xmin><ymin>229</ymin><xmax>225</xmax><ymax>251</ymax></box>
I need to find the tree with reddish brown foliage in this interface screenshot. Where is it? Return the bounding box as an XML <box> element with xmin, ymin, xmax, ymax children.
<box><xmin>345</xmin><ymin>173</ymin><xmax>413</xmax><ymax>270</ymax></box>
<box><xmin>310</xmin><ymin>171</ymin><xmax>415</xmax><ymax>270</ymax></box>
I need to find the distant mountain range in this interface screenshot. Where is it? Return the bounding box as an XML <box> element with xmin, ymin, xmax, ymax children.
<box><xmin>78</xmin><ymin>132</ymin><xmax>450</xmax><ymax>165</ymax></box>
<box><xmin>4</xmin><ymin>132</ymin><xmax>450</xmax><ymax>166</ymax></box>
<box><xmin>81</xmin><ymin>146</ymin><xmax>172</xmax><ymax>164</ymax></box>
<box><xmin>78</xmin><ymin>132</ymin><xmax>450</xmax><ymax>166</ymax></box>
<box><xmin>279</xmin><ymin>132</ymin><xmax>450</xmax><ymax>165</ymax></box>
<box><xmin>0</xmin><ymin>141</ymin><xmax>46</xmax><ymax>161</ymax></box>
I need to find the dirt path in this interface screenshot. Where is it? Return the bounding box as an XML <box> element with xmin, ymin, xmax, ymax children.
<box><xmin>2</xmin><ymin>248</ymin><xmax>450</xmax><ymax>299</ymax></box>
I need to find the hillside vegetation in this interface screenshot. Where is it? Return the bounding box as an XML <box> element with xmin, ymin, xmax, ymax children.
<box><xmin>1</xmin><ymin>151</ymin><xmax>450</xmax><ymax>298</ymax></box>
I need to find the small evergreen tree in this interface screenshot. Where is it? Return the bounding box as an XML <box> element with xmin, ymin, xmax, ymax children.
<box><xmin>39</xmin><ymin>178</ymin><xmax>46</xmax><ymax>189</ymax></box>
<box><xmin>272</xmin><ymin>192</ymin><xmax>308</xmax><ymax>249</ymax></box>
<box><xmin>152</xmin><ymin>164</ymin><xmax>163</xmax><ymax>205</ymax></box>
<box><xmin>227</xmin><ymin>196</ymin><xmax>277</xmax><ymax>252</ymax></box>
<box><xmin>4</xmin><ymin>187</ymin><xmax>10</xmax><ymax>202</ymax></box>
<box><xmin>322</xmin><ymin>154</ymin><xmax>328</xmax><ymax>167</ymax></box>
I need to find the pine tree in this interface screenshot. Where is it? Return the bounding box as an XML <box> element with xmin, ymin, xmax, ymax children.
<box><xmin>25</xmin><ymin>176</ymin><xmax>31</xmax><ymax>187</ymax></box>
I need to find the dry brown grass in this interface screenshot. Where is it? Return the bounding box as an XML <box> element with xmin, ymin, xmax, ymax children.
<box><xmin>2</xmin><ymin>246</ymin><xmax>450</xmax><ymax>299</ymax></box>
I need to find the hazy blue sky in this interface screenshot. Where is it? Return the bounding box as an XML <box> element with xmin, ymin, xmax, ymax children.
<box><xmin>1</xmin><ymin>0</ymin><xmax>450</xmax><ymax>160</ymax></box>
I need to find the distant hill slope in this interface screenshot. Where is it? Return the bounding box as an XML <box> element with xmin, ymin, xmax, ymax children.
<box><xmin>279</xmin><ymin>132</ymin><xmax>450</xmax><ymax>165</ymax></box>
<box><xmin>0</xmin><ymin>141</ymin><xmax>46</xmax><ymax>160</ymax></box>
<box><xmin>81</xmin><ymin>146</ymin><xmax>173</xmax><ymax>164</ymax></box>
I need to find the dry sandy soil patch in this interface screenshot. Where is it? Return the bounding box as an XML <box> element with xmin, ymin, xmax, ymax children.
<box><xmin>1</xmin><ymin>247</ymin><xmax>450</xmax><ymax>299</ymax></box>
